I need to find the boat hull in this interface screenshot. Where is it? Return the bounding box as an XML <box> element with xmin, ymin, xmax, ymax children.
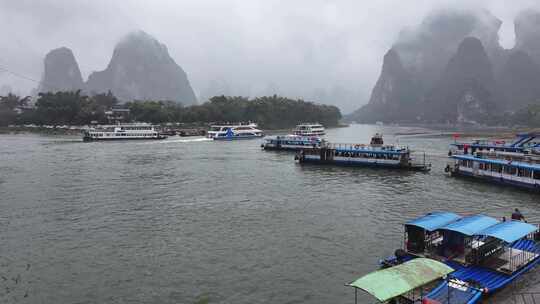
<box><xmin>213</xmin><ymin>135</ymin><xmax>263</xmax><ymax>141</ymax></box>
<box><xmin>298</xmin><ymin>155</ymin><xmax>430</xmax><ymax>171</ymax></box>
<box><xmin>83</xmin><ymin>136</ymin><xmax>167</xmax><ymax>142</ymax></box>
<box><xmin>262</xmin><ymin>145</ymin><xmax>318</xmax><ymax>151</ymax></box>
<box><xmin>451</xmin><ymin>169</ymin><xmax>540</xmax><ymax>192</ymax></box>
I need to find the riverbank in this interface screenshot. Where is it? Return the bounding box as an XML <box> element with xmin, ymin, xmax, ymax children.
<box><xmin>0</xmin><ymin>123</ymin><xmax>349</xmax><ymax>137</ymax></box>
<box><xmin>359</xmin><ymin>122</ymin><xmax>538</xmax><ymax>140</ymax></box>
<box><xmin>0</xmin><ymin>126</ymin><xmax>82</xmax><ymax>135</ymax></box>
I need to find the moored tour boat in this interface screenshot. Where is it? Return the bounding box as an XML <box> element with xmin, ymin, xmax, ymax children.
<box><xmin>375</xmin><ymin>212</ymin><xmax>540</xmax><ymax>304</ymax></box>
<box><xmin>295</xmin><ymin>133</ymin><xmax>431</xmax><ymax>171</ymax></box>
<box><xmin>446</xmin><ymin>145</ymin><xmax>540</xmax><ymax>191</ymax></box>
<box><xmin>82</xmin><ymin>123</ymin><xmax>166</xmax><ymax>141</ymax></box>
<box><xmin>293</xmin><ymin>123</ymin><xmax>325</xmax><ymax>137</ymax></box>
<box><xmin>207</xmin><ymin>123</ymin><xmax>263</xmax><ymax>140</ymax></box>
<box><xmin>449</xmin><ymin>132</ymin><xmax>540</xmax><ymax>155</ymax></box>
<box><xmin>261</xmin><ymin>134</ymin><xmax>323</xmax><ymax>151</ymax></box>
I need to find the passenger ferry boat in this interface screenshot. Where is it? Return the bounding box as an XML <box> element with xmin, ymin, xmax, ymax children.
<box><xmin>82</xmin><ymin>123</ymin><xmax>166</xmax><ymax>141</ymax></box>
<box><xmin>293</xmin><ymin>123</ymin><xmax>325</xmax><ymax>136</ymax></box>
<box><xmin>447</xmin><ymin>147</ymin><xmax>540</xmax><ymax>191</ymax></box>
<box><xmin>207</xmin><ymin>123</ymin><xmax>263</xmax><ymax>140</ymax></box>
<box><xmin>295</xmin><ymin>134</ymin><xmax>431</xmax><ymax>171</ymax></box>
<box><xmin>261</xmin><ymin>135</ymin><xmax>322</xmax><ymax>151</ymax></box>
<box><xmin>449</xmin><ymin>132</ymin><xmax>540</xmax><ymax>155</ymax></box>
<box><xmin>372</xmin><ymin>212</ymin><xmax>540</xmax><ymax>304</ymax></box>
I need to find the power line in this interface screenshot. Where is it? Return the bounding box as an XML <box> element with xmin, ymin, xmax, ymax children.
<box><xmin>0</xmin><ymin>65</ymin><xmax>62</xmax><ymax>92</ymax></box>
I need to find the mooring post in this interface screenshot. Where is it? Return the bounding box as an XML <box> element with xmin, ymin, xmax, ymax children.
<box><xmin>447</xmin><ymin>278</ymin><xmax>450</xmax><ymax>304</ymax></box>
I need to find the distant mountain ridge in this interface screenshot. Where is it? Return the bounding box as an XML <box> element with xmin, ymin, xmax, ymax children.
<box><xmin>349</xmin><ymin>8</ymin><xmax>540</xmax><ymax>124</ymax></box>
<box><xmin>39</xmin><ymin>47</ymin><xmax>84</xmax><ymax>93</ymax></box>
<box><xmin>37</xmin><ymin>31</ymin><xmax>197</xmax><ymax>105</ymax></box>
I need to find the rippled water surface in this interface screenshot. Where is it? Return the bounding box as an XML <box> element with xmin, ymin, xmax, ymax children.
<box><xmin>1</xmin><ymin>124</ymin><xmax>540</xmax><ymax>303</ymax></box>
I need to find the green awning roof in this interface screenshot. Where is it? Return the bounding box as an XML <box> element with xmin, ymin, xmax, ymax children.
<box><xmin>348</xmin><ymin>258</ymin><xmax>454</xmax><ymax>302</ymax></box>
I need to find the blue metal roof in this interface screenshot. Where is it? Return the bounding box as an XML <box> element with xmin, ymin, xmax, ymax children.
<box><xmin>406</xmin><ymin>212</ymin><xmax>461</xmax><ymax>232</ymax></box>
<box><xmin>453</xmin><ymin>155</ymin><xmax>540</xmax><ymax>171</ymax></box>
<box><xmin>477</xmin><ymin>221</ymin><xmax>538</xmax><ymax>243</ymax></box>
<box><xmin>441</xmin><ymin>215</ymin><xmax>500</xmax><ymax>236</ymax></box>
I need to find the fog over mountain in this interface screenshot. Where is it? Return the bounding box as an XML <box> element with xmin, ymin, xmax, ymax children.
<box><xmin>1</xmin><ymin>0</ymin><xmax>540</xmax><ymax>112</ymax></box>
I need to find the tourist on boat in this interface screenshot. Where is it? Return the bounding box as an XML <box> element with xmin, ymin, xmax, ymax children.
<box><xmin>502</xmin><ymin>216</ymin><xmax>506</xmax><ymax>222</ymax></box>
<box><xmin>511</xmin><ymin>208</ymin><xmax>526</xmax><ymax>222</ymax></box>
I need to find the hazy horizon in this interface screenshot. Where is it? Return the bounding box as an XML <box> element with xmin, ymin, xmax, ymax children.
<box><xmin>2</xmin><ymin>0</ymin><xmax>540</xmax><ymax>113</ymax></box>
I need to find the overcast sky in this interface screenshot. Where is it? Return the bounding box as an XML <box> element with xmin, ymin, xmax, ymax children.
<box><xmin>1</xmin><ymin>0</ymin><xmax>540</xmax><ymax>112</ymax></box>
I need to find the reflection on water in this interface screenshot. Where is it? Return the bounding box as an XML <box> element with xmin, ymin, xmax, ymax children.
<box><xmin>0</xmin><ymin>125</ymin><xmax>539</xmax><ymax>304</ymax></box>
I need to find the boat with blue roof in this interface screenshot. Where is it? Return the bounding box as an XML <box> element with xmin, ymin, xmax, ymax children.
<box><xmin>375</xmin><ymin>212</ymin><xmax>540</xmax><ymax>304</ymax></box>
<box><xmin>449</xmin><ymin>132</ymin><xmax>540</xmax><ymax>155</ymax></box>
<box><xmin>446</xmin><ymin>144</ymin><xmax>540</xmax><ymax>191</ymax></box>
<box><xmin>295</xmin><ymin>134</ymin><xmax>431</xmax><ymax>171</ymax></box>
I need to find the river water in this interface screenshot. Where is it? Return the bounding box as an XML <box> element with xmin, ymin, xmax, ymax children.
<box><xmin>1</xmin><ymin>124</ymin><xmax>539</xmax><ymax>304</ymax></box>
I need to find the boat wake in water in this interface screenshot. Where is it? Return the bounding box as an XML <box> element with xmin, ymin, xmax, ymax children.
<box><xmin>155</xmin><ymin>137</ymin><xmax>212</xmax><ymax>144</ymax></box>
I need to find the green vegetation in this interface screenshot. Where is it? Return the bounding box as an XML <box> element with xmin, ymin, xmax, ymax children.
<box><xmin>0</xmin><ymin>93</ymin><xmax>30</xmax><ymax>126</ymax></box>
<box><xmin>0</xmin><ymin>91</ymin><xmax>342</xmax><ymax>129</ymax></box>
<box><xmin>34</xmin><ymin>90</ymin><xmax>119</xmax><ymax>125</ymax></box>
<box><xmin>169</xmin><ymin>95</ymin><xmax>341</xmax><ymax>129</ymax></box>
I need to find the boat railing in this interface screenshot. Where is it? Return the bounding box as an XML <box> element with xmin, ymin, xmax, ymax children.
<box><xmin>451</xmin><ymin>149</ymin><xmax>540</xmax><ymax>166</ymax></box>
<box><xmin>322</xmin><ymin>143</ymin><xmax>403</xmax><ymax>151</ymax></box>
<box><xmin>409</xmin><ymin>151</ymin><xmax>429</xmax><ymax>165</ymax></box>
<box><xmin>476</xmin><ymin>152</ymin><xmax>540</xmax><ymax>165</ymax></box>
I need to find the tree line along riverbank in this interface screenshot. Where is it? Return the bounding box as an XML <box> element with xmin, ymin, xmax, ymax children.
<box><xmin>0</xmin><ymin>91</ymin><xmax>342</xmax><ymax>130</ymax></box>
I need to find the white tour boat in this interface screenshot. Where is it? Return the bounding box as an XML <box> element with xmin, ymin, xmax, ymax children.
<box><xmin>82</xmin><ymin>123</ymin><xmax>166</xmax><ymax>141</ymax></box>
<box><xmin>207</xmin><ymin>123</ymin><xmax>263</xmax><ymax>140</ymax></box>
<box><xmin>293</xmin><ymin>123</ymin><xmax>325</xmax><ymax>136</ymax></box>
<box><xmin>261</xmin><ymin>134</ymin><xmax>323</xmax><ymax>151</ymax></box>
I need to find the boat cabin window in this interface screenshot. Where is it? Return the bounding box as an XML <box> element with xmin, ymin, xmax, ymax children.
<box><xmin>467</xmin><ymin>236</ymin><xmax>504</xmax><ymax>265</ymax></box>
<box><xmin>534</xmin><ymin>171</ymin><xmax>540</xmax><ymax>180</ymax></box>
<box><xmin>490</xmin><ymin>164</ymin><xmax>501</xmax><ymax>172</ymax></box>
<box><xmin>406</xmin><ymin>226</ymin><xmax>425</xmax><ymax>253</ymax></box>
<box><xmin>441</xmin><ymin>231</ymin><xmax>466</xmax><ymax>259</ymax></box>
<box><xmin>503</xmin><ymin>166</ymin><xmax>517</xmax><ymax>175</ymax></box>
<box><xmin>459</xmin><ymin>160</ymin><xmax>474</xmax><ymax>168</ymax></box>
<box><xmin>479</xmin><ymin>163</ymin><xmax>491</xmax><ymax>170</ymax></box>
<box><xmin>518</xmin><ymin>168</ymin><xmax>532</xmax><ymax>178</ymax></box>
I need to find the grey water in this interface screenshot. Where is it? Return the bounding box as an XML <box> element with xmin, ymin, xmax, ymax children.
<box><xmin>1</xmin><ymin>124</ymin><xmax>539</xmax><ymax>304</ymax></box>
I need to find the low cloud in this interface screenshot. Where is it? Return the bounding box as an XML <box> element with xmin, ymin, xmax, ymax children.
<box><xmin>1</xmin><ymin>0</ymin><xmax>539</xmax><ymax>112</ymax></box>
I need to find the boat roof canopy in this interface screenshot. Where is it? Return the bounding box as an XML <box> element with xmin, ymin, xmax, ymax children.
<box><xmin>406</xmin><ymin>212</ymin><xmax>462</xmax><ymax>232</ymax></box>
<box><xmin>348</xmin><ymin>258</ymin><xmax>454</xmax><ymax>302</ymax></box>
<box><xmin>441</xmin><ymin>215</ymin><xmax>500</xmax><ymax>236</ymax></box>
<box><xmin>478</xmin><ymin>221</ymin><xmax>538</xmax><ymax>243</ymax></box>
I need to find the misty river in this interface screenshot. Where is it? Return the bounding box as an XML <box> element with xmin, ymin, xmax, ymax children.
<box><xmin>1</xmin><ymin>124</ymin><xmax>539</xmax><ymax>303</ymax></box>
